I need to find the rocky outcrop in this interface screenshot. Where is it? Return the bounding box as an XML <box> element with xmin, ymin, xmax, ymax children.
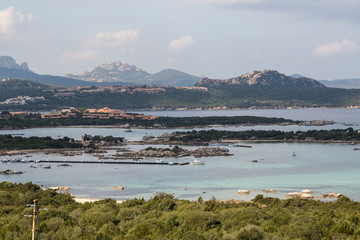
<box><xmin>0</xmin><ymin>56</ymin><xmax>30</xmax><ymax>71</ymax></box>
<box><xmin>108</xmin><ymin>146</ymin><xmax>232</xmax><ymax>159</ymax></box>
<box><xmin>66</xmin><ymin>61</ymin><xmax>150</xmax><ymax>83</ymax></box>
<box><xmin>0</xmin><ymin>169</ymin><xmax>23</xmax><ymax>175</ymax></box>
<box><xmin>198</xmin><ymin>70</ymin><xmax>324</xmax><ymax>89</ymax></box>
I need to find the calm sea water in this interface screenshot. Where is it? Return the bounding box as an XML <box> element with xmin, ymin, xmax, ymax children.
<box><xmin>1</xmin><ymin>108</ymin><xmax>360</xmax><ymax>201</ymax></box>
<box><xmin>134</xmin><ymin>108</ymin><xmax>360</xmax><ymax>125</ymax></box>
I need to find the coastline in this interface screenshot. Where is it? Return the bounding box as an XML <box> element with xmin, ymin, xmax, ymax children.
<box><xmin>74</xmin><ymin>197</ymin><xmax>124</xmax><ymax>204</ymax></box>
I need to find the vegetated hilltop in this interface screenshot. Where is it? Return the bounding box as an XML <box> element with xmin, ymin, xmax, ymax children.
<box><xmin>1</xmin><ymin>69</ymin><xmax>360</xmax><ymax>111</ymax></box>
<box><xmin>144</xmin><ymin>68</ymin><xmax>200</xmax><ymax>87</ymax></box>
<box><xmin>0</xmin><ymin>79</ymin><xmax>53</xmax><ymax>101</ymax></box>
<box><xmin>66</xmin><ymin>61</ymin><xmax>200</xmax><ymax>87</ymax></box>
<box><xmin>1</xmin><ymin>182</ymin><xmax>360</xmax><ymax>239</ymax></box>
<box><xmin>198</xmin><ymin>70</ymin><xmax>324</xmax><ymax>89</ymax></box>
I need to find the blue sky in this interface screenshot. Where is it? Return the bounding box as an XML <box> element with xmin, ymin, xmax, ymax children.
<box><xmin>0</xmin><ymin>0</ymin><xmax>359</xmax><ymax>80</ymax></box>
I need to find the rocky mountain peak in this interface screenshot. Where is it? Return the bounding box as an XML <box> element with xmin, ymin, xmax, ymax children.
<box><xmin>198</xmin><ymin>70</ymin><xmax>324</xmax><ymax>89</ymax></box>
<box><xmin>65</xmin><ymin>61</ymin><xmax>150</xmax><ymax>83</ymax></box>
<box><xmin>0</xmin><ymin>56</ymin><xmax>30</xmax><ymax>71</ymax></box>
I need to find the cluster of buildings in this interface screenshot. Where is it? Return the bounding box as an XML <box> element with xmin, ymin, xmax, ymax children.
<box><xmin>0</xmin><ymin>96</ymin><xmax>45</xmax><ymax>105</ymax></box>
<box><xmin>50</xmin><ymin>85</ymin><xmax>208</xmax><ymax>97</ymax></box>
<box><xmin>40</xmin><ymin>107</ymin><xmax>158</xmax><ymax>120</ymax></box>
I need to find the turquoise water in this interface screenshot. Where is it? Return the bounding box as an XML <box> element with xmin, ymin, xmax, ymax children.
<box><xmin>1</xmin><ymin>142</ymin><xmax>359</xmax><ymax>201</ymax></box>
<box><xmin>1</xmin><ymin>108</ymin><xmax>360</xmax><ymax>201</ymax></box>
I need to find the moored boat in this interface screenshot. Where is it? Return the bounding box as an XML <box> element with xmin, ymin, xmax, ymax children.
<box><xmin>190</xmin><ymin>159</ymin><xmax>205</xmax><ymax>165</ymax></box>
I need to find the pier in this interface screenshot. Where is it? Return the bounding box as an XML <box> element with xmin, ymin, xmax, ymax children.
<box><xmin>34</xmin><ymin>160</ymin><xmax>190</xmax><ymax>165</ymax></box>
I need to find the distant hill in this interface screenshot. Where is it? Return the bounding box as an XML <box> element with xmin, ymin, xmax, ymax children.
<box><xmin>0</xmin><ymin>78</ymin><xmax>53</xmax><ymax>101</ymax></box>
<box><xmin>198</xmin><ymin>70</ymin><xmax>324</xmax><ymax>89</ymax></box>
<box><xmin>319</xmin><ymin>79</ymin><xmax>360</xmax><ymax>89</ymax></box>
<box><xmin>66</xmin><ymin>62</ymin><xmax>200</xmax><ymax>87</ymax></box>
<box><xmin>0</xmin><ymin>56</ymin><xmax>30</xmax><ymax>71</ymax></box>
<box><xmin>0</xmin><ymin>56</ymin><xmax>133</xmax><ymax>87</ymax></box>
<box><xmin>290</xmin><ymin>73</ymin><xmax>306</xmax><ymax>79</ymax></box>
<box><xmin>145</xmin><ymin>69</ymin><xmax>200</xmax><ymax>87</ymax></box>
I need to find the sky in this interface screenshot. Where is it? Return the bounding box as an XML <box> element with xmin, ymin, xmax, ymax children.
<box><xmin>0</xmin><ymin>0</ymin><xmax>359</xmax><ymax>80</ymax></box>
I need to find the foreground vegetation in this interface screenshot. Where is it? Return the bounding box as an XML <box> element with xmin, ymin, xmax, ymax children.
<box><xmin>0</xmin><ymin>112</ymin><xmax>298</xmax><ymax>129</ymax></box>
<box><xmin>1</xmin><ymin>182</ymin><xmax>360</xmax><ymax>239</ymax></box>
<box><xmin>170</xmin><ymin>128</ymin><xmax>360</xmax><ymax>143</ymax></box>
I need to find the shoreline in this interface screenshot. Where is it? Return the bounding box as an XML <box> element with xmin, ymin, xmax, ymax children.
<box><xmin>74</xmin><ymin>197</ymin><xmax>124</xmax><ymax>204</ymax></box>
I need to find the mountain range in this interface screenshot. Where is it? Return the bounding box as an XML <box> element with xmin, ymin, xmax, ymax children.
<box><xmin>65</xmin><ymin>62</ymin><xmax>201</xmax><ymax>87</ymax></box>
<box><xmin>0</xmin><ymin>56</ymin><xmax>200</xmax><ymax>87</ymax></box>
<box><xmin>1</xmin><ymin>55</ymin><xmax>359</xmax><ymax>89</ymax></box>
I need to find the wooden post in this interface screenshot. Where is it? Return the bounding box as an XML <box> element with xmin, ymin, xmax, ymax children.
<box><xmin>32</xmin><ymin>199</ymin><xmax>40</xmax><ymax>240</ymax></box>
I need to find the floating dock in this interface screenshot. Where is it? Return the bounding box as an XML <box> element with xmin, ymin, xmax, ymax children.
<box><xmin>35</xmin><ymin>160</ymin><xmax>190</xmax><ymax>165</ymax></box>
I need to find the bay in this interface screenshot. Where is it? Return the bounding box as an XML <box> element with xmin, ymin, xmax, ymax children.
<box><xmin>1</xmin><ymin>108</ymin><xmax>360</xmax><ymax>201</ymax></box>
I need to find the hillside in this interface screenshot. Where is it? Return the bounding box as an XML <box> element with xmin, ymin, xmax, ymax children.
<box><xmin>320</xmin><ymin>79</ymin><xmax>360</xmax><ymax>89</ymax></box>
<box><xmin>198</xmin><ymin>70</ymin><xmax>324</xmax><ymax>89</ymax></box>
<box><xmin>145</xmin><ymin>69</ymin><xmax>200</xmax><ymax>87</ymax></box>
<box><xmin>0</xmin><ymin>79</ymin><xmax>53</xmax><ymax>101</ymax></box>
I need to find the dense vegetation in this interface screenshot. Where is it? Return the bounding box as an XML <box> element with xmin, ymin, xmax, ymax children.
<box><xmin>0</xmin><ymin>112</ymin><xmax>298</xmax><ymax>129</ymax></box>
<box><xmin>0</xmin><ymin>135</ymin><xmax>82</xmax><ymax>150</ymax></box>
<box><xmin>170</xmin><ymin>128</ymin><xmax>360</xmax><ymax>143</ymax></box>
<box><xmin>1</xmin><ymin>182</ymin><xmax>360</xmax><ymax>239</ymax></box>
<box><xmin>1</xmin><ymin>79</ymin><xmax>360</xmax><ymax>111</ymax></box>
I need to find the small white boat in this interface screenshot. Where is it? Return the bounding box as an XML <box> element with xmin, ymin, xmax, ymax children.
<box><xmin>155</xmin><ymin>158</ymin><xmax>164</xmax><ymax>164</ymax></box>
<box><xmin>21</xmin><ymin>159</ymin><xmax>30</xmax><ymax>163</ymax></box>
<box><xmin>292</xmin><ymin>152</ymin><xmax>296</xmax><ymax>157</ymax></box>
<box><xmin>168</xmin><ymin>162</ymin><xmax>174</xmax><ymax>165</ymax></box>
<box><xmin>1</xmin><ymin>159</ymin><xmax>10</xmax><ymax>163</ymax></box>
<box><xmin>190</xmin><ymin>159</ymin><xmax>205</xmax><ymax>165</ymax></box>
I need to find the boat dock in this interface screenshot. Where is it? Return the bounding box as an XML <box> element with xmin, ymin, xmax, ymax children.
<box><xmin>32</xmin><ymin>160</ymin><xmax>190</xmax><ymax>165</ymax></box>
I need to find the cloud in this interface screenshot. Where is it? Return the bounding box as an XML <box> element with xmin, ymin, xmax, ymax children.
<box><xmin>313</xmin><ymin>40</ymin><xmax>358</xmax><ymax>57</ymax></box>
<box><xmin>62</xmin><ymin>50</ymin><xmax>99</xmax><ymax>61</ymax></box>
<box><xmin>169</xmin><ymin>36</ymin><xmax>194</xmax><ymax>52</ymax></box>
<box><xmin>62</xmin><ymin>29</ymin><xmax>139</xmax><ymax>62</ymax></box>
<box><xmin>95</xmin><ymin>29</ymin><xmax>139</xmax><ymax>43</ymax></box>
<box><xmin>184</xmin><ymin>0</ymin><xmax>360</xmax><ymax>22</ymax></box>
<box><xmin>187</xmin><ymin>0</ymin><xmax>264</xmax><ymax>5</ymax></box>
<box><xmin>0</xmin><ymin>7</ymin><xmax>37</xmax><ymax>42</ymax></box>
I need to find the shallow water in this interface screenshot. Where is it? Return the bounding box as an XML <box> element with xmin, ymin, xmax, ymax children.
<box><xmin>1</xmin><ymin>142</ymin><xmax>359</xmax><ymax>202</ymax></box>
<box><xmin>1</xmin><ymin>108</ymin><xmax>360</xmax><ymax>201</ymax></box>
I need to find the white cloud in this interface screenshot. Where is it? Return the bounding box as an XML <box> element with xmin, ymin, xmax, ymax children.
<box><xmin>0</xmin><ymin>7</ymin><xmax>24</xmax><ymax>34</ymax></box>
<box><xmin>184</xmin><ymin>0</ymin><xmax>360</xmax><ymax>22</ymax></box>
<box><xmin>62</xmin><ymin>50</ymin><xmax>99</xmax><ymax>61</ymax></box>
<box><xmin>0</xmin><ymin>7</ymin><xmax>37</xmax><ymax>42</ymax></box>
<box><xmin>169</xmin><ymin>36</ymin><xmax>194</xmax><ymax>52</ymax></box>
<box><xmin>187</xmin><ymin>0</ymin><xmax>264</xmax><ymax>5</ymax></box>
<box><xmin>313</xmin><ymin>40</ymin><xmax>358</xmax><ymax>57</ymax></box>
<box><xmin>95</xmin><ymin>29</ymin><xmax>139</xmax><ymax>42</ymax></box>
<box><xmin>62</xmin><ymin>29</ymin><xmax>139</xmax><ymax>62</ymax></box>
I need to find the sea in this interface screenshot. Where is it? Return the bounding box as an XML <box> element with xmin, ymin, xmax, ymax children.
<box><xmin>1</xmin><ymin>108</ymin><xmax>360</xmax><ymax>202</ymax></box>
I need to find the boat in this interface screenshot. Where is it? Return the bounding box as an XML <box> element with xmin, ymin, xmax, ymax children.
<box><xmin>125</xmin><ymin>128</ymin><xmax>133</xmax><ymax>132</ymax></box>
<box><xmin>168</xmin><ymin>162</ymin><xmax>174</xmax><ymax>165</ymax></box>
<box><xmin>21</xmin><ymin>159</ymin><xmax>31</xmax><ymax>163</ymax></box>
<box><xmin>1</xmin><ymin>159</ymin><xmax>10</xmax><ymax>163</ymax></box>
<box><xmin>292</xmin><ymin>152</ymin><xmax>296</xmax><ymax>157</ymax></box>
<box><xmin>190</xmin><ymin>159</ymin><xmax>205</xmax><ymax>165</ymax></box>
<box><xmin>155</xmin><ymin>158</ymin><xmax>164</xmax><ymax>164</ymax></box>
